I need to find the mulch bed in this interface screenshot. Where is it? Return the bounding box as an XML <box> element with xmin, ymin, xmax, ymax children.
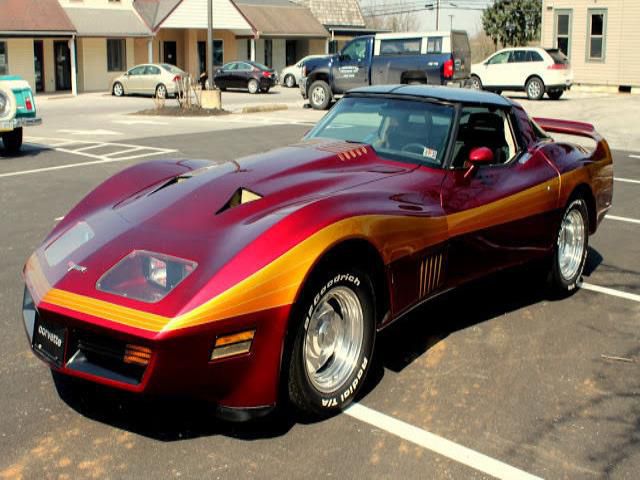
<box><xmin>133</xmin><ymin>106</ymin><xmax>230</xmax><ymax>117</ymax></box>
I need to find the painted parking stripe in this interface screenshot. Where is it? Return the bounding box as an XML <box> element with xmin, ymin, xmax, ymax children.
<box><xmin>615</xmin><ymin>177</ymin><xmax>640</xmax><ymax>185</ymax></box>
<box><xmin>346</xmin><ymin>403</ymin><xmax>542</xmax><ymax>480</ymax></box>
<box><xmin>582</xmin><ymin>283</ymin><xmax>640</xmax><ymax>303</ymax></box>
<box><xmin>629</xmin><ymin>154</ymin><xmax>640</xmax><ymax>159</ymax></box>
<box><xmin>606</xmin><ymin>214</ymin><xmax>640</xmax><ymax>225</ymax></box>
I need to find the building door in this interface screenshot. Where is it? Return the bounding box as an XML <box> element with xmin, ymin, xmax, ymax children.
<box><xmin>33</xmin><ymin>40</ymin><xmax>44</xmax><ymax>92</ymax></box>
<box><xmin>54</xmin><ymin>40</ymin><xmax>71</xmax><ymax>91</ymax></box>
<box><xmin>163</xmin><ymin>41</ymin><xmax>177</xmax><ymax>65</ymax></box>
<box><xmin>286</xmin><ymin>40</ymin><xmax>297</xmax><ymax>66</ymax></box>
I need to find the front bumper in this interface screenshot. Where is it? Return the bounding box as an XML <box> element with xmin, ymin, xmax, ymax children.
<box><xmin>0</xmin><ymin>116</ymin><xmax>41</xmax><ymax>132</ymax></box>
<box><xmin>299</xmin><ymin>77</ymin><xmax>308</xmax><ymax>99</ymax></box>
<box><xmin>22</xmin><ymin>285</ymin><xmax>291</xmax><ymax>411</ymax></box>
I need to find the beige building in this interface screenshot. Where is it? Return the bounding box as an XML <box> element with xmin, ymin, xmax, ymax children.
<box><xmin>541</xmin><ymin>0</ymin><xmax>640</xmax><ymax>89</ymax></box>
<box><xmin>0</xmin><ymin>0</ymin><xmax>76</xmax><ymax>93</ymax></box>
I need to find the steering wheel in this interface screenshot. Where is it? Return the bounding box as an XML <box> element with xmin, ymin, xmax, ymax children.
<box><xmin>401</xmin><ymin>143</ymin><xmax>429</xmax><ymax>156</ymax></box>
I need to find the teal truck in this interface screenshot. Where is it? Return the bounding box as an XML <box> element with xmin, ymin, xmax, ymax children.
<box><xmin>0</xmin><ymin>75</ymin><xmax>42</xmax><ymax>154</ymax></box>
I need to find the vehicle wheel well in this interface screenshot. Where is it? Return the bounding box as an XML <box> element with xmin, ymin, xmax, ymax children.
<box><xmin>311</xmin><ymin>240</ymin><xmax>389</xmax><ymax>325</ymax></box>
<box><xmin>570</xmin><ymin>183</ymin><xmax>597</xmax><ymax>234</ymax></box>
<box><xmin>401</xmin><ymin>71</ymin><xmax>427</xmax><ymax>84</ymax></box>
<box><xmin>525</xmin><ymin>74</ymin><xmax>544</xmax><ymax>87</ymax></box>
<box><xmin>307</xmin><ymin>72</ymin><xmax>329</xmax><ymax>91</ymax></box>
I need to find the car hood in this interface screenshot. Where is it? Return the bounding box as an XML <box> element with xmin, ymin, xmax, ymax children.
<box><xmin>31</xmin><ymin>139</ymin><xmax>416</xmax><ymax>324</ymax></box>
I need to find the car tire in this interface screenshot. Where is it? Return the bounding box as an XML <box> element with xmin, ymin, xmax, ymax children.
<box><xmin>155</xmin><ymin>83</ymin><xmax>167</xmax><ymax>99</ymax></box>
<box><xmin>470</xmin><ymin>75</ymin><xmax>482</xmax><ymax>90</ymax></box>
<box><xmin>547</xmin><ymin>197</ymin><xmax>589</xmax><ymax>294</ymax></box>
<box><xmin>112</xmin><ymin>82</ymin><xmax>125</xmax><ymax>97</ymax></box>
<box><xmin>287</xmin><ymin>267</ymin><xmax>376</xmax><ymax>417</ymax></box>
<box><xmin>309</xmin><ymin>80</ymin><xmax>332</xmax><ymax>110</ymax></box>
<box><xmin>1</xmin><ymin>127</ymin><xmax>23</xmax><ymax>154</ymax></box>
<box><xmin>547</xmin><ymin>90</ymin><xmax>564</xmax><ymax>100</ymax></box>
<box><xmin>285</xmin><ymin>74</ymin><xmax>296</xmax><ymax>88</ymax></box>
<box><xmin>525</xmin><ymin>76</ymin><xmax>545</xmax><ymax>100</ymax></box>
<box><xmin>260</xmin><ymin>86</ymin><xmax>270</xmax><ymax>93</ymax></box>
<box><xmin>248</xmin><ymin>79</ymin><xmax>259</xmax><ymax>94</ymax></box>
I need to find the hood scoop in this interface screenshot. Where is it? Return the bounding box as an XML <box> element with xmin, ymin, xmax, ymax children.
<box><xmin>216</xmin><ymin>188</ymin><xmax>263</xmax><ymax>215</ymax></box>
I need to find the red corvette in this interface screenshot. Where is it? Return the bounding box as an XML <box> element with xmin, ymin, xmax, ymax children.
<box><xmin>22</xmin><ymin>86</ymin><xmax>613</xmax><ymax>420</ymax></box>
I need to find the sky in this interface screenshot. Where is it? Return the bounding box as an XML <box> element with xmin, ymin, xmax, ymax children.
<box><xmin>359</xmin><ymin>1</ymin><xmax>491</xmax><ymax>37</ymax></box>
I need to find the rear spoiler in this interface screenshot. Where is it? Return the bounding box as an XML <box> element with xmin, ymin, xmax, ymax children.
<box><xmin>533</xmin><ymin>117</ymin><xmax>602</xmax><ymax>142</ymax></box>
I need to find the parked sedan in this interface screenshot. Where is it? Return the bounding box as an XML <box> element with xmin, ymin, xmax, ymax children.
<box><xmin>22</xmin><ymin>86</ymin><xmax>612</xmax><ymax>421</ymax></box>
<box><xmin>280</xmin><ymin>55</ymin><xmax>328</xmax><ymax>88</ymax></box>
<box><xmin>470</xmin><ymin>47</ymin><xmax>572</xmax><ymax>100</ymax></box>
<box><xmin>214</xmin><ymin>61</ymin><xmax>277</xmax><ymax>94</ymax></box>
<box><xmin>111</xmin><ymin>63</ymin><xmax>186</xmax><ymax>98</ymax></box>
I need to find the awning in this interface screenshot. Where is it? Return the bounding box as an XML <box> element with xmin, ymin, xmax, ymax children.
<box><xmin>237</xmin><ymin>4</ymin><xmax>328</xmax><ymax>38</ymax></box>
<box><xmin>63</xmin><ymin>8</ymin><xmax>151</xmax><ymax>37</ymax></box>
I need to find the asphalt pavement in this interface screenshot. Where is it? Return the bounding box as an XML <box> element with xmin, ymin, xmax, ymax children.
<box><xmin>0</xmin><ymin>105</ymin><xmax>639</xmax><ymax>479</ymax></box>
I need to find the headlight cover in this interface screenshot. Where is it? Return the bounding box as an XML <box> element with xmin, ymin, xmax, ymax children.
<box><xmin>97</xmin><ymin>250</ymin><xmax>197</xmax><ymax>303</ymax></box>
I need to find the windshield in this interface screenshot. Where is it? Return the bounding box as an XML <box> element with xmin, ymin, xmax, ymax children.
<box><xmin>305</xmin><ymin>96</ymin><xmax>455</xmax><ymax>167</ymax></box>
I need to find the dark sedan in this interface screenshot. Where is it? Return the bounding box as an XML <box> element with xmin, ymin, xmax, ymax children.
<box><xmin>213</xmin><ymin>61</ymin><xmax>277</xmax><ymax>94</ymax></box>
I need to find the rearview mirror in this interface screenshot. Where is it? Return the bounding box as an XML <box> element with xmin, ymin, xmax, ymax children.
<box><xmin>464</xmin><ymin>147</ymin><xmax>494</xmax><ymax>178</ymax></box>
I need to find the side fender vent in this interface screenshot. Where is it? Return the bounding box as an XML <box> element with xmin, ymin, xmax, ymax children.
<box><xmin>418</xmin><ymin>253</ymin><xmax>444</xmax><ymax>299</ymax></box>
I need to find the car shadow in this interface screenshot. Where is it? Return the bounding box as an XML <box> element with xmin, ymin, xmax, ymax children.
<box><xmin>0</xmin><ymin>142</ymin><xmax>49</xmax><ymax>159</ymax></box>
<box><xmin>54</xmin><ymin>249</ymin><xmax>605</xmax><ymax>441</ymax></box>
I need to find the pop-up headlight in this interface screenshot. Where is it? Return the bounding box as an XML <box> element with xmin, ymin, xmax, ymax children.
<box><xmin>97</xmin><ymin>250</ymin><xmax>197</xmax><ymax>303</ymax></box>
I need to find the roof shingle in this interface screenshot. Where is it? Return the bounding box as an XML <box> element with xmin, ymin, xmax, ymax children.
<box><xmin>0</xmin><ymin>0</ymin><xmax>75</xmax><ymax>33</ymax></box>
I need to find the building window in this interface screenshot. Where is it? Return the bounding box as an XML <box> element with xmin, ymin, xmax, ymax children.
<box><xmin>587</xmin><ymin>9</ymin><xmax>607</xmax><ymax>62</ymax></box>
<box><xmin>107</xmin><ymin>39</ymin><xmax>126</xmax><ymax>72</ymax></box>
<box><xmin>554</xmin><ymin>9</ymin><xmax>572</xmax><ymax>57</ymax></box>
<box><xmin>213</xmin><ymin>39</ymin><xmax>223</xmax><ymax>65</ymax></box>
<box><xmin>246</xmin><ymin>40</ymin><xmax>252</xmax><ymax>60</ymax></box>
<box><xmin>0</xmin><ymin>42</ymin><xmax>7</xmax><ymax>75</ymax></box>
<box><xmin>264</xmin><ymin>39</ymin><xmax>272</xmax><ymax>68</ymax></box>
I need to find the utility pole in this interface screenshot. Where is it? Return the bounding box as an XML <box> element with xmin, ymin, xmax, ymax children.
<box><xmin>449</xmin><ymin>14</ymin><xmax>454</xmax><ymax>30</ymax></box>
<box><xmin>436</xmin><ymin>0</ymin><xmax>440</xmax><ymax>30</ymax></box>
<box><xmin>207</xmin><ymin>0</ymin><xmax>213</xmax><ymax>90</ymax></box>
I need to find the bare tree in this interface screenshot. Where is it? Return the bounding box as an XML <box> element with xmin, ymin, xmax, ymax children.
<box><xmin>363</xmin><ymin>1</ymin><xmax>421</xmax><ymax>32</ymax></box>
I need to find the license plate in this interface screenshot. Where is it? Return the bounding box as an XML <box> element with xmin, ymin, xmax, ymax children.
<box><xmin>33</xmin><ymin>316</ymin><xmax>67</xmax><ymax>367</ymax></box>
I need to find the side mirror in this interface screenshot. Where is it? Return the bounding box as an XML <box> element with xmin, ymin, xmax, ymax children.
<box><xmin>464</xmin><ymin>147</ymin><xmax>494</xmax><ymax>178</ymax></box>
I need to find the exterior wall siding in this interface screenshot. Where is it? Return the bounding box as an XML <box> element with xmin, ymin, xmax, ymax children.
<box><xmin>162</xmin><ymin>0</ymin><xmax>253</xmax><ymax>32</ymax></box>
<box><xmin>542</xmin><ymin>0</ymin><xmax>640</xmax><ymax>86</ymax></box>
<box><xmin>6</xmin><ymin>39</ymin><xmax>36</xmax><ymax>90</ymax></box>
<box><xmin>77</xmin><ymin>37</ymin><xmax>135</xmax><ymax>92</ymax></box>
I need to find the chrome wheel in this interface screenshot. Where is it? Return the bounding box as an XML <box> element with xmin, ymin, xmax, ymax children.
<box><xmin>248</xmin><ymin>79</ymin><xmax>259</xmax><ymax>94</ymax></box>
<box><xmin>303</xmin><ymin>286</ymin><xmax>364</xmax><ymax>394</ymax></box>
<box><xmin>470</xmin><ymin>76</ymin><xmax>482</xmax><ymax>90</ymax></box>
<box><xmin>527</xmin><ymin>78</ymin><xmax>543</xmax><ymax>100</ymax></box>
<box><xmin>311</xmin><ymin>85</ymin><xmax>326</xmax><ymax>106</ymax></box>
<box><xmin>558</xmin><ymin>208</ymin><xmax>586</xmax><ymax>281</ymax></box>
<box><xmin>113</xmin><ymin>82</ymin><xmax>124</xmax><ymax>97</ymax></box>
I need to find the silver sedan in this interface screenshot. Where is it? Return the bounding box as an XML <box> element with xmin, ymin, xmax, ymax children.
<box><xmin>111</xmin><ymin>63</ymin><xmax>186</xmax><ymax>98</ymax></box>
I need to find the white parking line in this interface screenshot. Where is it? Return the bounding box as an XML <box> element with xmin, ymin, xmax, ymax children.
<box><xmin>582</xmin><ymin>282</ymin><xmax>640</xmax><ymax>303</ymax></box>
<box><xmin>606</xmin><ymin>214</ymin><xmax>640</xmax><ymax>225</ymax></box>
<box><xmin>615</xmin><ymin>177</ymin><xmax>640</xmax><ymax>184</ymax></box>
<box><xmin>629</xmin><ymin>154</ymin><xmax>640</xmax><ymax>159</ymax></box>
<box><xmin>346</xmin><ymin>403</ymin><xmax>542</xmax><ymax>480</ymax></box>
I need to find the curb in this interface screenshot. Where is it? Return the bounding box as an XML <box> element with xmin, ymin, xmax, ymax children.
<box><xmin>239</xmin><ymin>104</ymin><xmax>289</xmax><ymax>114</ymax></box>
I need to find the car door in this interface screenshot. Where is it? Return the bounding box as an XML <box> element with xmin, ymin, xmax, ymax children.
<box><xmin>508</xmin><ymin>50</ymin><xmax>530</xmax><ymax>88</ymax></box>
<box><xmin>215</xmin><ymin>62</ymin><xmax>235</xmax><ymax>89</ymax></box>
<box><xmin>143</xmin><ymin>65</ymin><xmax>162</xmax><ymax>95</ymax></box>
<box><xmin>125</xmin><ymin>66</ymin><xmax>146</xmax><ymax>94</ymax></box>
<box><xmin>333</xmin><ymin>37</ymin><xmax>371</xmax><ymax>93</ymax></box>
<box><xmin>441</xmin><ymin>106</ymin><xmax>560</xmax><ymax>285</ymax></box>
<box><xmin>236</xmin><ymin>62</ymin><xmax>254</xmax><ymax>89</ymax></box>
<box><xmin>478</xmin><ymin>51</ymin><xmax>511</xmax><ymax>88</ymax></box>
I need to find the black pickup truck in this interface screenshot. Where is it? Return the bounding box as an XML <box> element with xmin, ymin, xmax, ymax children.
<box><xmin>300</xmin><ymin>31</ymin><xmax>471</xmax><ymax>109</ymax></box>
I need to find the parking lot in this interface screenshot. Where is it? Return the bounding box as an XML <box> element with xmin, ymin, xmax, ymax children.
<box><xmin>1</xmin><ymin>89</ymin><xmax>639</xmax><ymax>479</ymax></box>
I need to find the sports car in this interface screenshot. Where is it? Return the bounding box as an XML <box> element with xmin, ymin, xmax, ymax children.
<box><xmin>22</xmin><ymin>85</ymin><xmax>613</xmax><ymax>420</ymax></box>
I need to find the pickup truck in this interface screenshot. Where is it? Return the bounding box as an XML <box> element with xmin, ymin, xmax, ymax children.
<box><xmin>0</xmin><ymin>75</ymin><xmax>41</xmax><ymax>154</ymax></box>
<box><xmin>300</xmin><ymin>31</ymin><xmax>471</xmax><ymax>109</ymax></box>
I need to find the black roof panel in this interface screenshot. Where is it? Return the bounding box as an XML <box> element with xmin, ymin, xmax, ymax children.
<box><xmin>346</xmin><ymin>85</ymin><xmax>513</xmax><ymax>107</ymax></box>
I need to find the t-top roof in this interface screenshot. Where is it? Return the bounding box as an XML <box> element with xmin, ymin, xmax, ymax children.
<box><xmin>347</xmin><ymin>85</ymin><xmax>513</xmax><ymax>107</ymax></box>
